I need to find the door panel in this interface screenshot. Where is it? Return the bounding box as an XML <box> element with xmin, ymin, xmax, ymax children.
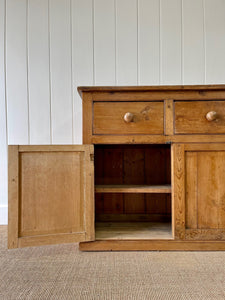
<box><xmin>8</xmin><ymin>145</ymin><xmax>94</xmax><ymax>248</ymax></box>
<box><xmin>197</xmin><ymin>151</ymin><xmax>225</xmax><ymax>229</ymax></box>
<box><xmin>173</xmin><ymin>143</ymin><xmax>225</xmax><ymax>240</ymax></box>
<box><xmin>185</xmin><ymin>152</ymin><xmax>197</xmax><ymax>229</ymax></box>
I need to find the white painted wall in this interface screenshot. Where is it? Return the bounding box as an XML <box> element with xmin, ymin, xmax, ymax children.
<box><xmin>1</xmin><ymin>0</ymin><xmax>225</xmax><ymax>224</ymax></box>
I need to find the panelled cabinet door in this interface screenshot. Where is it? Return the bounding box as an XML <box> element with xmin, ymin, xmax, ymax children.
<box><xmin>172</xmin><ymin>144</ymin><xmax>225</xmax><ymax>241</ymax></box>
<box><xmin>8</xmin><ymin>145</ymin><xmax>94</xmax><ymax>248</ymax></box>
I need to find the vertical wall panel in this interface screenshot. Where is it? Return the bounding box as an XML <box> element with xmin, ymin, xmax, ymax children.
<box><xmin>205</xmin><ymin>0</ymin><xmax>225</xmax><ymax>83</ymax></box>
<box><xmin>2</xmin><ymin>0</ymin><xmax>225</xmax><ymax>224</ymax></box>
<box><xmin>116</xmin><ymin>0</ymin><xmax>137</xmax><ymax>85</ymax></box>
<box><xmin>49</xmin><ymin>0</ymin><xmax>73</xmax><ymax>144</ymax></box>
<box><xmin>6</xmin><ymin>0</ymin><xmax>29</xmax><ymax>144</ymax></box>
<box><xmin>28</xmin><ymin>0</ymin><xmax>51</xmax><ymax>144</ymax></box>
<box><xmin>72</xmin><ymin>0</ymin><xmax>93</xmax><ymax>144</ymax></box>
<box><xmin>160</xmin><ymin>0</ymin><xmax>182</xmax><ymax>84</ymax></box>
<box><xmin>0</xmin><ymin>0</ymin><xmax>8</xmax><ymax>224</ymax></box>
<box><xmin>183</xmin><ymin>0</ymin><xmax>204</xmax><ymax>84</ymax></box>
<box><xmin>94</xmin><ymin>0</ymin><xmax>115</xmax><ymax>85</ymax></box>
<box><xmin>138</xmin><ymin>0</ymin><xmax>160</xmax><ymax>85</ymax></box>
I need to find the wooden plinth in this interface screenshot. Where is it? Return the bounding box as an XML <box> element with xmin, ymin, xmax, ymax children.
<box><xmin>79</xmin><ymin>240</ymin><xmax>225</xmax><ymax>251</ymax></box>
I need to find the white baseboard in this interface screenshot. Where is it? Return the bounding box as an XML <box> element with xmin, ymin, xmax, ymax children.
<box><xmin>0</xmin><ymin>205</ymin><xmax>8</xmax><ymax>225</ymax></box>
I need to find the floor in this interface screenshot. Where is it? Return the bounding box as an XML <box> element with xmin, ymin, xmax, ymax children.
<box><xmin>1</xmin><ymin>226</ymin><xmax>225</xmax><ymax>300</ymax></box>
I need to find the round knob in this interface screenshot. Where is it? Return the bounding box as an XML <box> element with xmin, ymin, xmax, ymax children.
<box><xmin>124</xmin><ymin>112</ymin><xmax>134</xmax><ymax>123</ymax></box>
<box><xmin>206</xmin><ymin>111</ymin><xmax>218</xmax><ymax>121</ymax></box>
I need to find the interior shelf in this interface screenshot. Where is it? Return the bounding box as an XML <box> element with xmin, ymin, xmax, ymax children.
<box><xmin>95</xmin><ymin>184</ymin><xmax>171</xmax><ymax>194</ymax></box>
<box><xmin>95</xmin><ymin>222</ymin><xmax>172</xmax><ymax>240</ymax></box>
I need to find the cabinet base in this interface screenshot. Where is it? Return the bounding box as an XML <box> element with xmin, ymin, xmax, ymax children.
<box><xmin>79</xmin><ymin>240</ymin><xmax>225</xmax><ymax>251</ymax></box>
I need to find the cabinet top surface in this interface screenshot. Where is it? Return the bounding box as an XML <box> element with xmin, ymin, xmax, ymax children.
<box><xmin>78</xmin><ymin>84</ymin><xmax>225</xmax><ymax>97</ymax></box>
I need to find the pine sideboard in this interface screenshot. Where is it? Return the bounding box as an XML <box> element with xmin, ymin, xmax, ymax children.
<box><xmin>8</xmin><ymin>85</ymin><xmax>225</xmax><ymax>251</ymax></box>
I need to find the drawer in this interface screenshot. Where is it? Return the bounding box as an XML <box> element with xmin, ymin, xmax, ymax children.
<box><xmin>93</xmin><ymin>102</ymin><xmax>164</xmax><ymax>135</ymax></box>
<box><xmin>175</xmin><ymin>101</ymin><xmax>225</xmax><ymax>134</ymax></box>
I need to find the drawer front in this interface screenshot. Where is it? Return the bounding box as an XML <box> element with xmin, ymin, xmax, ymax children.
<box><xmin>175</xmin><ymin>101</ymin><xmax>225</xmax><ymax>134</ymax></box>
<box><xmin>93</xmin><ymin>102</ymin><xmax>164</xmax><ymax>135</ymax></box>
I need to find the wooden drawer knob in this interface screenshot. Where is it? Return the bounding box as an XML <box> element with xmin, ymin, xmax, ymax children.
<box><xmin>206</xmin><ymin>111</ymin><xmax>218</xmax><ymax>121</ymax></box>
<box><xmin>124</xmin><ymin>112</ymin><xmax>134</xmax><ymax>123</ymax></box>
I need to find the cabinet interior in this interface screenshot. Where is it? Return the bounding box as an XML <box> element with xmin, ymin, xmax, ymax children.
<box><xmin>94</xmin><ymin>144</ymin><xmax>172</xmax><ymax>240</ymax></box>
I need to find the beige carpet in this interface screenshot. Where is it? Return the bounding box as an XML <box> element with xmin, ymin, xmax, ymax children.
<box><xmin>1</xmin><ymin>226</ymin><xmax>225</xmax><ymax>300</ymax></box>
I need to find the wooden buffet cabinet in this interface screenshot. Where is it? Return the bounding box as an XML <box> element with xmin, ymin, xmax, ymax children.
<box><xmin>8</xmin><ymin>85</ymin><xmax>225</xmax><ymax>251</ymax></box>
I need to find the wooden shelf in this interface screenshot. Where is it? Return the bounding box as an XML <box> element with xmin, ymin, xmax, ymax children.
<box><xmin>95</xmin><ymin>222</ymin><xmax>172</xmax><ymax>240</ymax></box>
<box><xmin>95</xmin><ymin>184</ymin><xmax>171</xmax><ymax>194</ymax></box>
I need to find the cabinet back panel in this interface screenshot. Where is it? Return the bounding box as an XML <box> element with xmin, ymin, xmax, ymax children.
<box><xmin>94</xmin><ymin>145</ymin><xmax>171</xmax><ymax>216</ymax></box>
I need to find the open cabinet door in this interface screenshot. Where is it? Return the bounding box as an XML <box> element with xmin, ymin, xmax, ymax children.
<box><xmin>8</xmin><ymin>145</ymin><xmax>94</xmax><ymax>248</ymax></box>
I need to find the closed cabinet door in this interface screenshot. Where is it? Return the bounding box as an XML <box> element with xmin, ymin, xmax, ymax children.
<box><xmin>172</xmin><ymin>144</ymin><xmax>225</xmax><ymax>241</ymax></box>
<box><xmin>8</xmin><ymin>145</ymin><xmax>94</xmax><ymax>248</ymax></box>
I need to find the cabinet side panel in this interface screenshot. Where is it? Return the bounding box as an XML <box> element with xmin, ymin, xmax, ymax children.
<box><xmin>166</xmin><ymin>147</ymin><xmax>172</xmax><ymax>215</ymax></box>
<box><xmin>84</xmin><ymin>145</ymin><xmax>95</xmax><ymax>240</ymax></box>
<box><xmin>94</xmin><ymin>147</ymin><xmax>104</xmax><ymax>213</ymax></box>
<box><xmin>8</xmin><ymin>146</ymin><xmax>19</xmax><ymax>248</ymax></box>
<box><xmin>185</xmin><ymin>152</ymin><xmax>197</xmax><ymax>229</ymax></box>
<box><xmin>82</xmin><ymin>92</ymin><xmax>93</xmax><ymax>144</ymax></box>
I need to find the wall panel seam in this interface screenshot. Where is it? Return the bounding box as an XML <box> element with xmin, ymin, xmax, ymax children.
<box><xmin>159</xmin><ymin>0</ymin><xmax>162</xmax><ymax>84</ymax></box>
<box><xmin>48</xmin><ymin>0</ymin><xmax>52</xmax><ymax>144</ymax></box>
<box><xmin>70</xmin><ymin>0</ymin><xmax>74</xmax><ymax>144</ymax></box>
<box><xmin>137</xmin><ymin>0</ymin><xmax>139</xmax><ymax>85</ymax></box>
<box><xmin>181</xmin><ymin>0</ymin><xmax>184</xmax><ymax>85</ymax></box>
<box><xmin>92</xmin><ymin>0</ymin><xmax>95</xmax><ymax>85</ymax></box>
<box><xmin>203</xmin><ymin>0</ymin><xmax>206</xmax><ymax>84</ymax></box>
<box><xmin>115</xmin><ymin>0</ymin><xmax>118</xmax><ymax>85</ymax></box>
<box><xmin>26</xmin><ymin>0</ymin><xmax>30</xmax><ymax>144</ymax></box>
<box><xmin>114</xmin><ymin>0</ymin><xmax>117</xmax><ymax>85</ymax></box>
<box><xmin>4</xmin><ymin>0</ymin><xmax>8</xmax><ymax>147</ymax></box>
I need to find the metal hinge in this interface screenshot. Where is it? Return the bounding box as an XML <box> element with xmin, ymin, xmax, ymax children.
<box><xmin>90</xmin><ymin>153</ymin><xmax>94</xmax><ymax>161</ymax></box>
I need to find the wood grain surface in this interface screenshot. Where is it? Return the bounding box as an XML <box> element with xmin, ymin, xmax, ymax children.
<box><xmin>8</xmin><ymin>145</ymin><xmax>95</xmax><ymax>248</ymax></box>
<box><xmin>93</xmin><ymin>101</ymin><xmax>164</xmax><ymax>135</ymax></box>
<box><xmin>175</xmin><ymin>101</ymin><xmax>225</xmax><ymax>134</ymax></box>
